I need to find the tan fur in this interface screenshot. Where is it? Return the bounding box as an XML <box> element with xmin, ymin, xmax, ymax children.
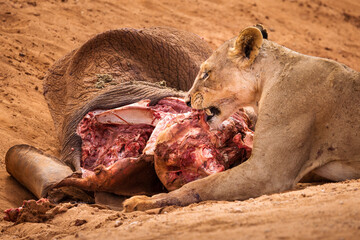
<box><xmin>123</xmin><ymin>26</ymin><xmax>360</xmax><ymax>211</ymax></box>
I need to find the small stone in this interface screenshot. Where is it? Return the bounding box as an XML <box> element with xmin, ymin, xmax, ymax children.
<box><xmin>114</xmin><ymin>220</ymin><xmax>122</xmax><ymax>227</ymax></box>
<box><xmin>231</xmin><ymin>208</ymin><xmax>243</xmax><ymax>213</ymax></box>
<box><xmin>74</xmin><ymin>219</ymin><xmax>87</xmax><ymax>226</ymax></box>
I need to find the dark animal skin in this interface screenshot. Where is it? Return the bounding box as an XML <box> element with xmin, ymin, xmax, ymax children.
<box><xmin>5</xmin><ymin>27</ymin><xmax>212</xmax><ymax>200</ymax></box>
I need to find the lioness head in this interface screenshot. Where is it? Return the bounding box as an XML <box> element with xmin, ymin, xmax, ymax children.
<box><xmin>186</xmin><ymin>25</ymin><xmax>267</xmax><ymax>128</ymax></box>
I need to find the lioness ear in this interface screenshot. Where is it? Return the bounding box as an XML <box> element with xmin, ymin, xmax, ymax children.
<box><xmin>229</xmin><ymin>26</ymin><xmax>263</xmax><ymax>65</ymax></box>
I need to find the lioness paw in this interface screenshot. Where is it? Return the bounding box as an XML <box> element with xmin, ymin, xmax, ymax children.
<box><xmin>123</xmin><ymin>195</ymin><xmax>160</xmax><ymax>212</ymax></box>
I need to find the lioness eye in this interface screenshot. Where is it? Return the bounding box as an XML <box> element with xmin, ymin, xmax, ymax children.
<box><xmin>202</xmin><ymin>72</ymin><xmax>209</xmax><ymax>79</ymax></box>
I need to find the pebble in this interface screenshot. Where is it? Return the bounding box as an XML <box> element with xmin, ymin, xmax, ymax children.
<box><xmin>114</xmin><ymin>220</ymin><xmax>122</xmax><ymax>227</ymax></box>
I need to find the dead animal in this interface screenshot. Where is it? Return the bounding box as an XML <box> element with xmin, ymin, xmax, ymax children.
<box><xmin>4</xmin><ymin>27</ymin><xmax>254</xmax><ymax>221</ymax></box>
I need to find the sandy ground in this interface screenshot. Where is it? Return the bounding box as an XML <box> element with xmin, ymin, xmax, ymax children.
<box><xmin>1</xmin><ymin>0</ymin><xmax>360</xmax><ymax>239</ymax></box>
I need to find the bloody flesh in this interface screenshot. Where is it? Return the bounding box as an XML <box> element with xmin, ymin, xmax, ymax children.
<box><xmin>77</xmin><ymin>97</ymin><xmax>253</xmax><ymax>191</ymax></box>
<box><xmin>77</xmin><ymin>98</ymin><xmax>192</xmax><ymax>171</ymax></box>
<box><xmin>78</xmin><ymin>118</ymin><xmax>154</xmax><ymax>170</ymax></box>
<box><xmin>154</xmin><ymin>110</ymin><xmax>253</xmax><ymax>190</ymax></box>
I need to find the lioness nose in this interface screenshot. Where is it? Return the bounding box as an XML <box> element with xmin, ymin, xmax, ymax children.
<box><xmin>185</xmin><ymin>96</ymin><xmax>191</xmax><ymax>107</ymax></box>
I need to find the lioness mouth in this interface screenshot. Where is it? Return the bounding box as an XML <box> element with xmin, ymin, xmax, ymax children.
<box><xmin>205</xmin><ymin>106</ymin><xmax>221</xmax><ymax>122</ymax></box>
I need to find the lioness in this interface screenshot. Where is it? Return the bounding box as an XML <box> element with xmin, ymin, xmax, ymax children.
<box><xmin>124</xmin><ymin>25</ymin><xmax>360</xmax><ymax>211</ymax></box>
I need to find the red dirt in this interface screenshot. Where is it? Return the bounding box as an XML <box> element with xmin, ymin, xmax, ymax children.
<box><xmin>1</xmin><ymin>0</ymin><xmax>360</xmax><ymax>239</ymax></box>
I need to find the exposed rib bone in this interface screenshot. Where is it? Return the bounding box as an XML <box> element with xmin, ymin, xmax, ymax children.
<box><xmin>95</xmin><ymin>105</ymin><xmax>158</xmax><ymax>126</ymax></box>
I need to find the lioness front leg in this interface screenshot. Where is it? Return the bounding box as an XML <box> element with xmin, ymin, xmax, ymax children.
<box><xmin>123</xmin><ymin>160</ymin><xmax>279</xmax><ymax>212</ymax></box>
<box><xmin>124</xmin><ymin>113</ymin><xmax>317</xmax><ymax>212</ymax></box>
